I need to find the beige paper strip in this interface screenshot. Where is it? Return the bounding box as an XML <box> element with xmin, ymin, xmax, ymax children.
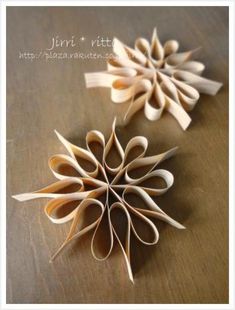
<box><xmin>13</xmin><ymin>119</ymin><xmax>185</xmax><ymax>283</ymax></box>
<box><xmin>85</xmin><ymin>28</ymin><xmax>222</xmax><ymax>130</ymax></box>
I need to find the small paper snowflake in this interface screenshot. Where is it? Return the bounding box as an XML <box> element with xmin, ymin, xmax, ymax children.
<box><xmin>85</xmin><ymin>28</ymin><xmax>222</xmax><ymax>130</ymax></box>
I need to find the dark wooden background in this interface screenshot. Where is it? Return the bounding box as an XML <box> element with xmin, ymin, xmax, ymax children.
<box><xmin>6</xmin><ymin>6</ymin><xmax>228</xmax><ymax>304</ymax></box>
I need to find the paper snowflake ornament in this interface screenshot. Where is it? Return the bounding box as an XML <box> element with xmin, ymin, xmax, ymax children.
<box><xmin>13</xmin><ymin>120</ymin><xmax>184</xmax><ymax>282</ymax></box>
<box><xmin>85</xmin><ymin>28</ymin><xmax>222</xmax><ymax>130</ymax></box>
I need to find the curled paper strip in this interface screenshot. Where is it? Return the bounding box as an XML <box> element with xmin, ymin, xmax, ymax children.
<box><xmin>85</xmin><ymin>28</ymin><xmax>222</xmax><ymax>130</ymax></box>
<box><xmin>13</xmin><ymin>119</ymin><xmax>185</xmax><ymax>283</ymax></box>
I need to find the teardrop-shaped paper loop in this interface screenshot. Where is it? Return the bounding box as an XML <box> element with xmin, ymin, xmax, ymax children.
<box><xmin>104</xmin><ymin>118</ymin><xmax>125</xmax><ymax>175</ymax></box>
<box><xmin>171</xmin><ymin>78</ymin><xmax>200</xmax><ymax>111</ymax></box>
<box><xmin>123</xmin><ymin>79</ymin><xmax>153</xmax><ymax>124</ymax></box>
<box><xmin>135</xmin><ymin>37</ymin><xmax>152</xmax><ymax>61</ymax></box>
<box><xmin>44</xmin><ymin>197</ymin><xmax>82</xmax><ymax>224</ymax></box>
<box><xmin>125</xmin><ymin>146</ymin><xmax>178</xmax><ymax>183</ymax></box>
<box><xmin>165</xmin><ymin>47</ymin><xmax>201</xmax><ymax>68</ymax></box>
<box><xmin>12</xmin><ymin>178</ymin><xmax>84</xmax><ymax>201</ymax></box>
<box><xmin>49</xmin><ymin>154</ymin><xmax>83</xmax><ymax>179</ymax></box>
<box><xmin>113</xmin><ymin>37</ymin><xmax>147</xmax><ymax>67</ymax></box>
<box><xmin>124</xmin><ymin>200</ymin><xmax>159</xmax><ymax>245</ymax></box>
<box><xmin>91</xmin><ymin>192</ymin><xmax>114</xmax><ymax>261</ymax></box>
<box><xmin>174</xmin><ymin>61</ymin><xmax>205</xmax><ymax>75</ymax></box>
<box><xmin>164</xmin><ymin>40</ymin><xmax>179</xmax><ymax>56</ymax></box>
<box><xmin>84</xmin><ymin>28</ymin><xmax>222</xmax><ymax>130</ymax></box>
<box><xmin>86</xmin><ymin>130</ymin><xmax>105</xmax><ymax>164</ymax></box>
<box><xmin>111</xmin><ymin>76</ymin><xmax>143</xmax><ymax>103</ymax></box>
<box><xmin>111</xmin><ymin>42</ymin><xmax>146</xmax><ymax>72</ymax></box>
<box><xmin>144</xmin><ymin>81</ymin><xmax>165</xmax><ymax>121</ymax></box>
<box><xmin>111</xmin><ymin>135</ymin><xmax>148</xmax><ymax>185</ymax></box>
<box><xmin>54</xmin><ymin>130</ymin><xmax>99</xmax><ymax>178</ymax></box>
<box><xmin>151</xmin><ymin>27</ymin><xmax>164</xmax><ymax>62</ymax></box>
<box><xmin>110</xmin><ymin>202</ymin><xmax>133</xmax><ymax>283</ymax></box>
<box><xmin>173</xmin><ymin>70</ymin><xmax>223</xmax><ymax>95</ymax></box>
<box><xmin>165</xmin><ymin>96</ymin><xmax>192</xmax><ymax>130</ymax></box>
<box><xmin>130</xmin><ymin>169</ymin><xmax>174</xmax><ymax>196</ymax></box>
<box><xmin>124</xmin><ymin>136</ymin><xmax>148</xmax><ymax>165</ymax></box>
<box><xmin>123</xmin><ymin>186</ymin><xmax>185</xmax><ymax>229</ymax></box>
<box><xmin>50</xmin><ymin>198</ymin><xmax>105</xmax><ymax>262</ymax></box>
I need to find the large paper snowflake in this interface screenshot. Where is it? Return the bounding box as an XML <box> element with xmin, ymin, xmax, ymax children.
<box><xmin>13</xmin><ymin>120</ymin><xmax>184</xmax><ymax>282</ymax></box>
<box><xmin>85</xmin><ymin>28</ymin><xmax>222</xmax><ymax>130</ymax></box>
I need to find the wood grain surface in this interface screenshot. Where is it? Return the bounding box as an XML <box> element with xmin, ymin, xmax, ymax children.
<box><xmin>6</xmin><ymin>6</ymin><xmax>228</xmax><ymax>304</ymax></box>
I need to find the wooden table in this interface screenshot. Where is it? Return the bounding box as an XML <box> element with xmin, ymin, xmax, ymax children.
<box><xmin>6</xmin><ymin>6</ymin><xmax>228</xmax><ymax>304</ymax></box>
